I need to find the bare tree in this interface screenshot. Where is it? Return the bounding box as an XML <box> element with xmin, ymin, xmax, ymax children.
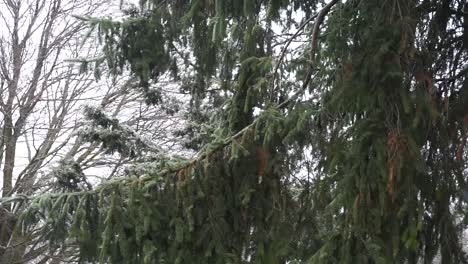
<box><xmin>0</xmin><ymin>1</ymin><xmax>190</xmax><ymax>262</ymax></box>
<box><xmin>0</xmin><ymin>0</ymin><xmax>104</xmax><ymax>262</ymax></box>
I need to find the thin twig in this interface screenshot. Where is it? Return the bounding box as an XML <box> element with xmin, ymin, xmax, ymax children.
<box><xmin>270</xmin><ymin>13</ymin><xmax>318</xmax><ymax>99</ymax></box>
<box><xmin>271</xmin><ymin>0</ymin><xmax>339</xmax><ymax>103</ymax></box>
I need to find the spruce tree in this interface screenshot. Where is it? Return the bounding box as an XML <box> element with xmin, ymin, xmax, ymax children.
<box><xmin>1</xmin><ymin>0</ymin><xmax>467</xmax><ymax>263</ymax></box>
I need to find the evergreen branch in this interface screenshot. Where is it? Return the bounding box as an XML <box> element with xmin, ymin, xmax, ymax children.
<box><xmin>174</xmin><ymin>0</ymin><xmax>340</xmax><ymax>172</ymax></box>
<box><xmin>0</xmin><ymin>178</ymin><xmax>135</xmax><ymax>205</ymax></box>
<box><xmin>0</xmin><ymin>194</ymin><xmax>30</xmax><ymax>204</ymax></box>
<box><xmin>0</xmin><ymin>0</ymin><xmax>339</xmax><ymax>206</ymax></box>
<box><xmin>64</xmin><ymin>57</ymin><xmax>105</xmax><ymax>64</ymax></box>
<box><xmin>71</xmin><ymin>15</ymin><xmax>91</xmax><ymax>22</ymax></box>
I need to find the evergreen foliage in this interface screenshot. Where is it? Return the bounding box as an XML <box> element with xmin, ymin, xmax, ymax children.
<box><xmin>80</xmin><ymin>106</ymin><xmax>161</xmax><ymax>158</ymax></box>
<box><xmin>1</xmin><ymin>0</ymin><xmax>467</xmax><ymax>263</ymax></box>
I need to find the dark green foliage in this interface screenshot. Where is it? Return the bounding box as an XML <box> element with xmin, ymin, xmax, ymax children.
<box><xmin>80</xmin><ymin>106</ymin><xmax>158</xmax><ymax>158</ymax></box>
<box><xmin>312</xmin><ymin>0</ymin><xmax>468</xmax><ymax>262</ymax></box>
<box><xmin>20</xmin><ymin>106</ymin><xmax>317</xmax><ymax>263</ymax></box>
<box><xmin>53</xmin><ymin>160</ymin><xmax>92</xmax><ymax>192</ymax></box>
<box><xmin>7</xmin><ymin>0</ymin><xmax>468</xmax><ymax>263</ymax></box>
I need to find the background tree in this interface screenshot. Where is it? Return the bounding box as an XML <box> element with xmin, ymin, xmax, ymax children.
<box><xmin>0</xmin><ymin>0</ymin><xmax>191</xmax><ymax>262</ymax></box>
<box><xmin>0</xmin><ymin>0</ymin><xmax>106</xmax><ymax>261</ymax></box>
